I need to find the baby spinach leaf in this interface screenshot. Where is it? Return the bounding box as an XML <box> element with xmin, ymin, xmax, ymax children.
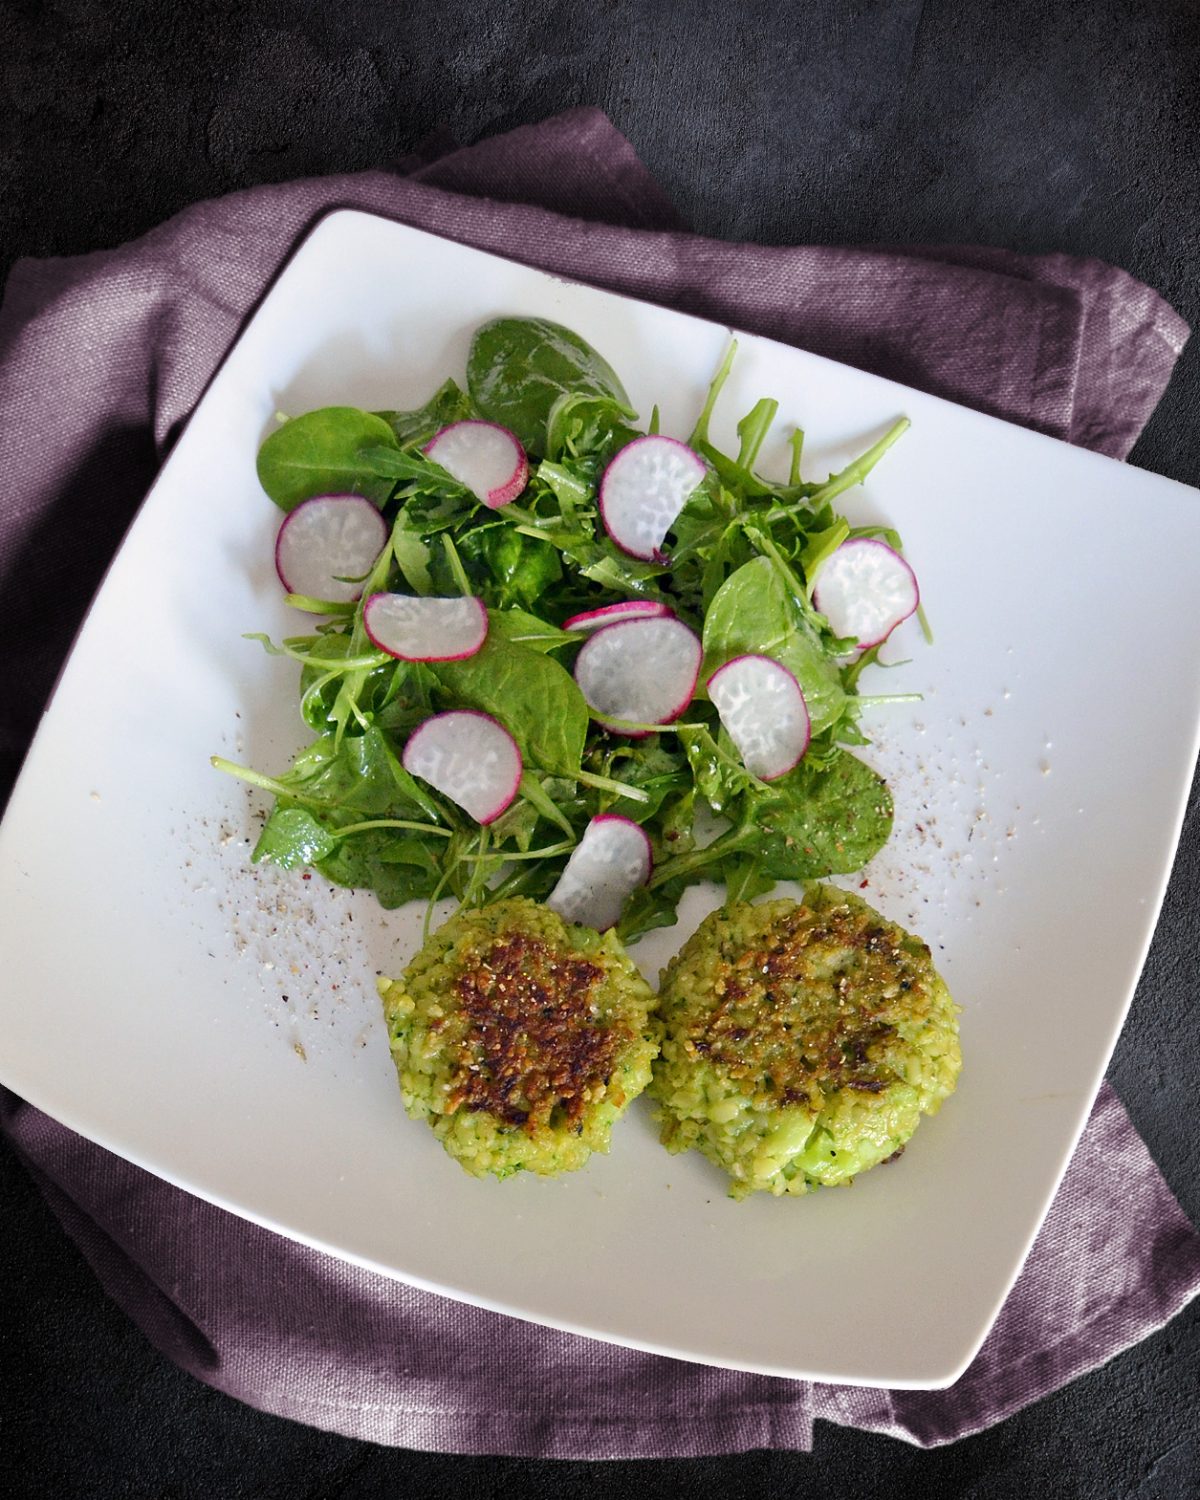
<box><xmin>315</xmin><ymin>831</ymin><xmax>442</xmax><ymax>908</ymax></box>
<box><xmin>701</xmin><ymin>557</ymin><xmax>846</xmax><ymax>734</ymax></box>
<box><xmin>754</xmin><ymin>750</ymin><xmax>893</xmax><ymax>878</ymax></box>
<box><xmin>252</xmin><ymin>806</ymin><xmax>337</xmax><ymax>868</ymax></box>
<box><xmin>489</xmin><ymin>608</ymin><xmax>577</xmax><ymax>653</ymax></box>
<box><xmin>433</xmin><ymin>628</ymin><xmax>588</xmax><ymax>775</ymax></box>
<box><xmin>467</xmin><ymin>317</ymin><xmax>635</xmax><ymax>457</ymax></box>
<box><xmin>375</xmin><ymin>379</ymin><xmax>476</xmax><ymax>447</ymax></box>
<box><xmin>456</xmin><ymin>525</ymin><xmax>562</xmax><ymax>610</ymax></box>
<box><xmin>257</xmin><ymin>408</ymin><xmax>399</xmax><ymax>511</ymax></box>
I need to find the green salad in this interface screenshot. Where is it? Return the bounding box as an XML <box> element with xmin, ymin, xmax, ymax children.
<box><xmin>214</xmin><ymin>317</ymin><xmax>923</xmax><ymax>942</ymax></box>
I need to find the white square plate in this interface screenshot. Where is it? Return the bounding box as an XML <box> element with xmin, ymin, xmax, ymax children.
<box><xmin>2</xmin><ymin>210</ymin><xmax>1198</xmax><ymax>1389</ymax></box>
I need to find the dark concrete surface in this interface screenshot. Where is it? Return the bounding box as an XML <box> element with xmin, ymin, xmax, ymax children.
<box><xmin>1</xmin><ymin>1</ymin><xmax>1198</xmax><ymax>1495</ymax></box>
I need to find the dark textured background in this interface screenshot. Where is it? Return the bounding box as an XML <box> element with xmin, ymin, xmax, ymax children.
<box><xmin>2</xmin><ymin>1</ymin><xmax>1198</xmax><ymax>1495</ymax></box>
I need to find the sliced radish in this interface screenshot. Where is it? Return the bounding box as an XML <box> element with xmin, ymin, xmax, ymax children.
<box><xmin>812</xmin><ymin>537</ymin><xmax>920</xmax><ymax>651</ymax></box>
<box><xmin>546</xmin><ymin>815</ymin><xmax>652</xmax><ymax>931</ymax></box>
<box><xmin>562</xmin><ymin>599</ymin><xmax>673</xmax><ymax>633</ymax></box>
<box><xmin>363</xmin><ymin>593</ymin><xmax>488</xmax><ymax>662</ymax></box>
<box><xmin>401</xmin><ymin>711</ymin><xmax>521</xmax><ymax>825</ymax></box>
<box><xmin>573</xmin><ymin>616</ymin><xmax>702</xmax><ymax>732</ymax></box>
<box><xmin>274</xmin><ymin>494</ymin><xmax>387</xmax><ymax>606</ymax></box>
<box><xmin>707</xmin><ymin>655</ymin><xmax>811</xmax><ymax>781</ymax></box>
<box><xmin>424</xmin><ymin>420</ymin><xmax>528</xmax><ymax>508</ymax></box>
<box><xmin>598</xmin><ymin>435</ymin><xmax>707</xmax><ymax>561</ymax></box>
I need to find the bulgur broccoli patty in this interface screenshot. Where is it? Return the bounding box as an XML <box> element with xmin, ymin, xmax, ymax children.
<box><xmin>378</xmin><ymin>898</ymin><xmax>659</xmax><ymax>1179</ymax></box>
<box><xmin>650</xmin><ymin>885</ymin><xmax>961</xmax><ymax>1198</ymax></box>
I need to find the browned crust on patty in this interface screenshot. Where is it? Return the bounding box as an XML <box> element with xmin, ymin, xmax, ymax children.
<box><xmin>445</xmin><ymin>932</ymin><xmax>629</xmax><ymax>1130</ymax></box>
<box><xmin>668</xmin><ymin>898</ymin><xmax>937</xmax><ymax>1113</ymax></box>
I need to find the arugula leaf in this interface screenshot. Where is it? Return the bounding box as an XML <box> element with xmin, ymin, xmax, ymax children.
<box><xmin>736</xmin><ymin>397</ymin><xmax>779</xmax><ymax>471</ymax></box>
<box><xmin>467</xmin><ymin>318</ymin><xmax>635</xmax><ymax>457</ymax></box>
<box><xmin>564</xmin><ymin>536</ymin><xmax>670</xmax><ymax>597</ymax></box>
<box><xmin>269</xmin><ymin>726</ymin><xmax>446</xmax><ymax>822</ymax></box>
<box><xmin>799</xmin><ymin>520</ymin><xmax>851</xmax><ymax>595</ymax></box>
<box><xmin>256</xmin><ymin>408</ymin><xmax>399</xmax><ymax>511</ymax></box>
<box><xmin>545</xmin><ymin>392</ymin><xmax>640</xmax><ymax>461</ymax></box>
<box><xmin>391</xmin><ymin>526</ymin><xmax>435</xmax><ymax>595</ymax></box>
<box><xmin>717</xmin><ymin>852</ymin><xmax>779</xmax><ymax>906</ymax></box>
<box><xmin>617</xmin><ymin>877</ymin><xmax>692</xmax><ymax>942</ymax></box>
<box><xmin>240</xmin><ymin>721</ymin><xmax>454</xmax><ymax>908</ymax></box>
<box><xmin>536</xmin><ymin>457</ymin><xmax>596</xmax><ymax>516</ymax></box>
<box><xmin>595</xmin><ymin>739</ymin><xmax>692</xmax><ymax>823</ymax></box>
<box><xmin>676</xmin><ymin>722</ymin><xmax>765</xmax><ymax>814</ymax></box>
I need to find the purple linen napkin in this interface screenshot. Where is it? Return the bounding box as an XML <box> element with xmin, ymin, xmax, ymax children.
<box><xmin>1</xmin><ymin>108</ymin><xmax>1197</xmax><ymax>1457</ymax></box>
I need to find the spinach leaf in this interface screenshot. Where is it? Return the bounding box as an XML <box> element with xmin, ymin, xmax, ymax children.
<box><xmin>467</xmin><ymin>317</ymin><xmax>635</xmax><ymax>457</ymax></box>
<box><xmin>754</xmin><ymin>750</ymin><xmax>893</xmax><ymax>878</ymax></box>
<box><xmin>375</xmin><ymin>379</ymin><xmax>476</xmax><ymax>447</ymax></box>
<box><xmin>257</xmin><ymin>408</ymin><xmax>399</xmax><ymax>512</ymax></box>
<box><xmin>269</xmin><ymin>725</ymin><xmax>445</xmax><ymax>822</ymax></box>
<box><xmin>701</xmin><ymin>557</ymin><xmax>846</xmax><ymax>734</ymax></box>
<box><xmin>315</xmin><ymin>830</ymin><xmax>443</xmax><ymax>909</ymax></box>
<box><xmin>252</xmin><ymin>806</ymin><xmax>337</xmax><ymax>868</ymax></box>
<box><xmin>489</xmin><ymin>608</ymin><xmax>577</xmax><ymax>653</ymax></box>
<box><xmin>433</xmin><ymin>626</ymin><xmax>588</xmax><ymax>775</ymax></box>
<box><xmin>456</xmin><ymin>525</ymin><xmax>562</xmax><ymax>610</ymax></box>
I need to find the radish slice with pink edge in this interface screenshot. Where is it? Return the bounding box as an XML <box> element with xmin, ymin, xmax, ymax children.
<box><xmin>707</xmin><ymin>654</ymin><xmax>811</xmax><ymax>781</ymax></box>
<box><xmin>424</xmin><ymin>420</ymin><xmax>528</xmax><ymax>509</ymax></box>
<box><xmin>546</xmin><ymin>815</ymin><xmax>652</xmax><ymax>932</ymax></box>
<box><xmin>562</xmin><ymin>599</ymin><xmax>673</xmax><ymax>633</ymax></box>
<box><xmin>812</xmin><ymin>537</ymin><xmax>920</xmax><ymax>651</ymax></box>
<box><xmin>599</xmin><ymin>435</ymin><xmax>707</xmax><ymax>560</ymax></box>
<box><xmin>573</xmin><ymin>616</ymin><xmax>702</xmax><ymax>732</ymax></box>
<box><xmin>362</xmin><ymin>593</ymin><xmax>488</xmax><ymax>662</ymax></box>
<box><xmin>401</xmin><ymin>711</ymin><xmax>521</xmax><ymax>825</ymax></box>
<box><xmin>274</xmin><ymin>494</ymin><xmax>387</xmax><ymax>606</ymax></box>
